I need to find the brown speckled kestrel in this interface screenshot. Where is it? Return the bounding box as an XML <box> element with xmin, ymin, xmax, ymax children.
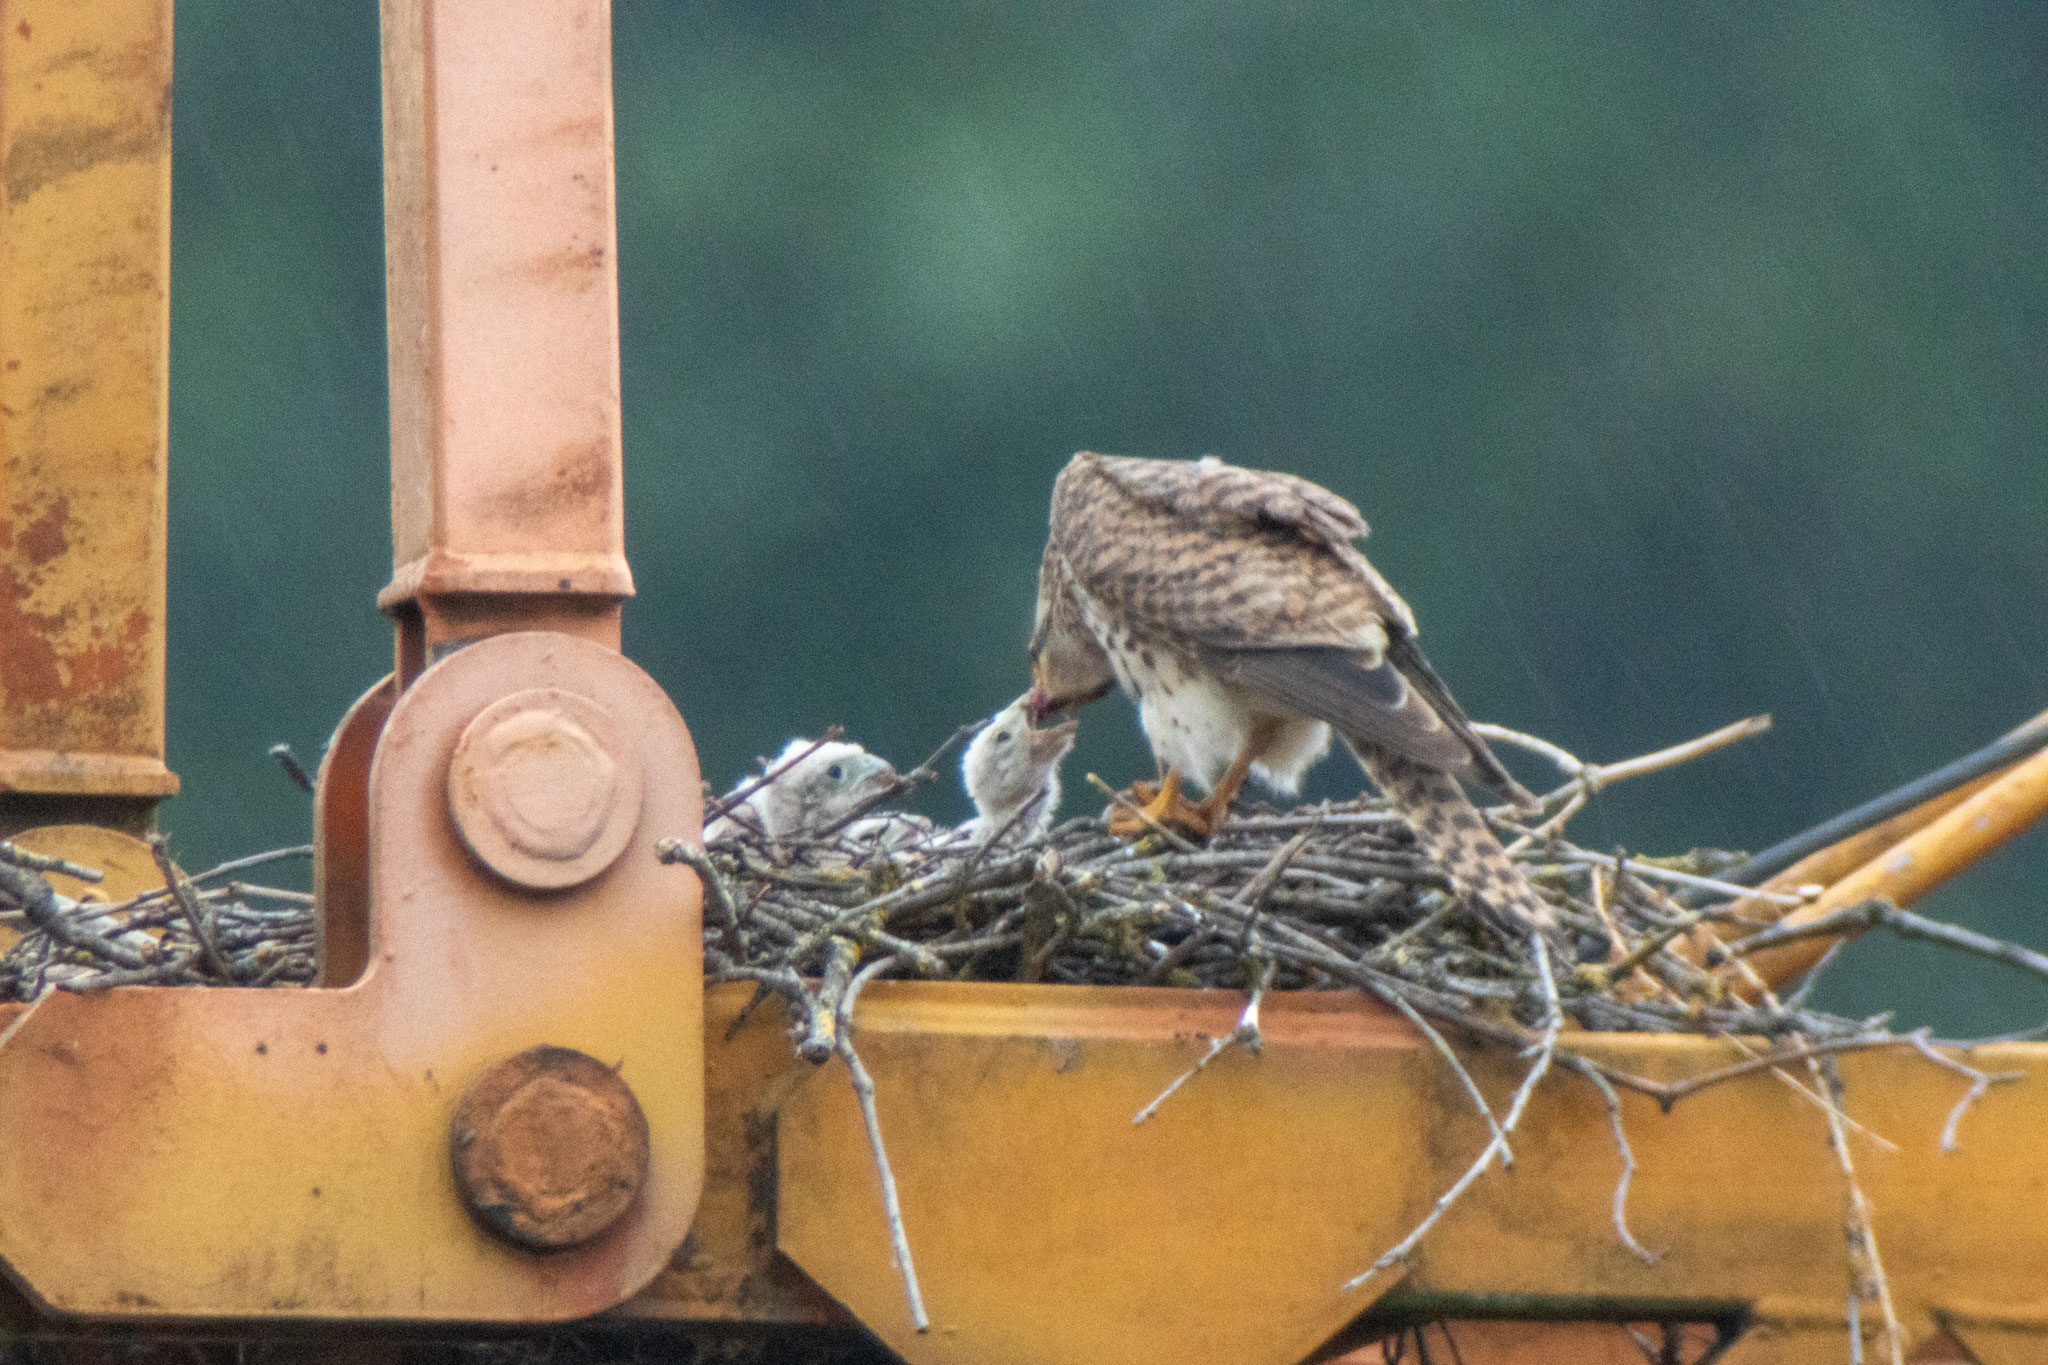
<box><xmin>1026</xmin><ymin>451</ymin><xmax>1558</xmax><ymax>940</ymax></box>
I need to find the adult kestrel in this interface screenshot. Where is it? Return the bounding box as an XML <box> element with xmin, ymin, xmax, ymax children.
<box><xmin>1026</xmin><ymin>451</ymin><xmax>1558</xmax><ymax>939</ymax></box>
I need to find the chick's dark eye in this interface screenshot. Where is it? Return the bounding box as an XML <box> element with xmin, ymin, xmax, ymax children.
<box><xmin>826</xmin><ymin>764</ymin><xmax>843</xmax><ymax>780</ymax></box>
<box><xmin>995</xmin><ymin>731</ymin><xmax>1011</xmax><ymax>743</ymax></box>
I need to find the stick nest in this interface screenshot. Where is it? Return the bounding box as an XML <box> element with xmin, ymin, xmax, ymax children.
<box><xmin>683</xmin><ymin>712</ymin><xmax>1870</xmax><ymax>1054</ymax></box>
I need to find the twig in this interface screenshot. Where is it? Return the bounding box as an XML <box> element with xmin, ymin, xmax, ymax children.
<box><xmin>1541</xmin><ymin>843</ymin><xmax>1806</xmax><ymax>907</ymax></box>
<box><xmin>1375</xmin><ymin>984</ymin><xmax>1512</xmax><ymax>1164</ymax></box>
<box><xmin>1608</xmin><ymin>1033</ymin><xmax>1922</xmax><ymax>1115</ymax></box>
<box><xmin>1815</xmin><ymin>1055</ymin><xmax>1903</xmax><ymax>1365</ymax></box>
<box><xmin>225</xmin><ymin>882</ymin><xmax>317</xmax><ymax>906</ymax></box>
<box><xmin>1903</xmin><ymin>1034</ymin><xmax>2023</xmax><ymax>1152</ymax></box>
<box><xmin>269</xmin><ymin>742</ymin><xmax>315</xmax><ymax>794</ymax></box>
<box><xmin>1472</xmin><ymin>714</ymin><xmax>1770</xmax><ymax>794</ymax></box>
<box><xmin>0</xmin><ymin>861</ymin><xmax>149</xmax><ymax>970</ymax></box>
<box><xmin>1732</xmin><ymin>898</ymin><xmax>2048</xmax><ymax>983</ymax></box>
<box><xmin>150</xmin><ymin>836</ymin><xmax>236</xmax><ymax>982</ymax></box>
<box><xmin>185</xmin><ymin>845</ymin><xmax>315</xmax><ymax>887</ymax></box>
<box><xmin>1233</xmin><ymin>826</ymin><xmax>1316</xmax><ymax>953</ymax></box>
<box><xmin>60</xmin><ymin>949</ymin><xmax>203</xmax><ymax>991</ymax></box>
<box><xmin>1561</xmin><ymin>1056</ymin><xmax>1657</xmax><ymax>1264</ymax></box>
<box><xmin>0</xmin><ymin>991</ymin><xmax>49</xmax><ymax>1044</ymax></box>
<box><xmin>1584</xmin><ymin>715</ymin><xmax>1772</xmax><ymax>788</ymax></box>
<box><xmin>1469</xmin><ymin>724</ymin><xmax>1585</xmax><ymax>779</ymax></box>
<box><xmin>0</xmin><ymin>841</ymin><xmax>105</xmax><ymax>883</ymax></box>
<box><xmin>1133</xmin><ymin>957</ymin><xmax>1276</xmax><ymax>1124</ymax></box>
<box><xmin>657</xmin><ymin>838</ymin><xmax>750</xmax><ymax>958</ymax></box>
<box><xmin>835</xmin><ymin>955</ymin><xmax>928</xmax><ymax>1333</ymax></box>
<box><xmin>804</xmin><ymin>936</ymin><xmax>860</xmax><ymax>1064</ymax></box>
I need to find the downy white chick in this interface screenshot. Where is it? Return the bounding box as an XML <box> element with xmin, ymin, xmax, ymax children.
<box><xmin>705</xmin><ymin>738</ymin><xmax>900</xmax><ymax>844</ymax></box>
<box><xmin>958</xmin><ymin>695</ymin><xmax>1078</xmax><ymax>845</ymax></box>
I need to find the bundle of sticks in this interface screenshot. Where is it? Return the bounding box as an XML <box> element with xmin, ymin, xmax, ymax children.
<box><xmin>682</xmin><ymin>715</ymin><xmax>1877</xmax><ymax>1047</ymax></box>
<box><xmin>0</xmin><ymin>839</ymin><xmax>315</xmax><ymax>1001</ymax></box>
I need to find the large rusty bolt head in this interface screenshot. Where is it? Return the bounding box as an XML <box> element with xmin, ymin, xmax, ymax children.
<box><xmin>448</xmin><ymin>687</ymin><xmax>643</xmax><ymax>890</ymax></box>
<box><xmin>449</xmin><ymin>1045</ymin><xmax>651</xmax><ymax>1252</ymax></box>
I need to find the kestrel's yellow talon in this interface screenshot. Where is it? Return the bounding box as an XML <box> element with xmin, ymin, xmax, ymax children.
<box><xmin>1108</xmin><ymin>768</ymin><xmax>1226</xmax><ymax>841</ymax></box>
<box><xmin>1144</xmin><ymin>769</ymin><xmax>1184</xmax><ymax>820</ymax></box>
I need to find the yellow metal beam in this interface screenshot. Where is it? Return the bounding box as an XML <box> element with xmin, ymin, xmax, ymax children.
<box><xmin>0</xmin><ymin>0</ymin><xmax>178</xmax><ymax>831</ymax></box>
<box><xmin>765</xmin><ymin>981</ymin><xmax>2048</xmax><ymax>1365</ymax></box>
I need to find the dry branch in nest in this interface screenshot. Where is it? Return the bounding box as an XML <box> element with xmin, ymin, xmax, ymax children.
<box><xmin>0</xmin><ymin>843</ymin><xmax>315</xmax><ymax>999</ymax></box>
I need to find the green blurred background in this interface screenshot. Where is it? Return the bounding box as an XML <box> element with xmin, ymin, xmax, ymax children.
<box><xmin>163</xmin><ymin>2</ymin><xmax>2048</xmax><ymax>1034</ymax></box>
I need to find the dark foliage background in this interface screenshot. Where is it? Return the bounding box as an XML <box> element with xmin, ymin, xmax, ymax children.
<box><xmin>165</xmin><ymin>2</ymin><xmax>2048</xmax><ymax>1034</ymax></box>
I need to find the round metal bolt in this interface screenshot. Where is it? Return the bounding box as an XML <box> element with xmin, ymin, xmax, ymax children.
<box><xmin>449</xmin><ymin>1045</ymin><xmax>650</xmax><ymax>1252</ymax></box>
<box><xmin>448</xmin><ymin>687</ymin><xmax>643</xmax><ymax>889</ymax></box>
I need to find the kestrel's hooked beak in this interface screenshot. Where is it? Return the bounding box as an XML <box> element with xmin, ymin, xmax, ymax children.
<box><xmin>1026</xmin><ymin>680</ymin><xmax>1111</xmax><ymax>725</ymax></box>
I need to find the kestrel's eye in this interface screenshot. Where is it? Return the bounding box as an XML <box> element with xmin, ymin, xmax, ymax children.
<box><xmin>995</xmin><ymin>731</ymin><xmax>1012</xmax><ymax>743</ymax></box>
<box><xmin>826</xmin><ymin>764</ymin><xmax>844</xmax><ymax>780</ymax></box>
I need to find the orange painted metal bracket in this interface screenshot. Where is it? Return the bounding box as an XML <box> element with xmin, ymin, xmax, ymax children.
<box><xmin>766</xmin><ymin>981</ymin><xmax>2048</xmax><ymax>1365</ymax></box>
<box><xmin>0</xmin><ymin>0</ymin><xmax>178</xmax><ymax>827</ymax></box>
<box><xmin>0</xmin><ymin>631</ymin><xmax>704</xmax><ymax>1320</ymax></box>
<box><xmin>378</xmin><ymin>0</ymin><xmax>632</xmax><ymax>672</ymax></box>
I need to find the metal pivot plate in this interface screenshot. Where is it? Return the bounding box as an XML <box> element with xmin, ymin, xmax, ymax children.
<box><xmin>448</xmin><ymin>687</ymin><xmax>643</xmax><ymax>889</ymax></box>
<box><xmin>0</xmin><ymin>632</ymin><xmax>704</xmax><ymax>1320</ymax></box>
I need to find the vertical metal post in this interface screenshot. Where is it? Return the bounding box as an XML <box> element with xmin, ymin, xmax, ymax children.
<box><xmin>378</xmin><ymin>0</ymin><xmax>632</xmax><ymax>685</ymax></box>
<box><xmin>0</xmin><ymin>0</ymin><xmax>179</xmax><ymax>835</ymax></box>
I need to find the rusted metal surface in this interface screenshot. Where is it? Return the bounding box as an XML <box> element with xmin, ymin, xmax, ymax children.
<box><xmin>451</xmin><ymin>1044</ymin><xmax>652</xmax><ymax>1251</ymax></box>
<box><xmin>766</xmin><ymin>980</ymin><xmax>2048</xmax><ymax>1365</ymax></box>
<box><xmin>0</xmin><ymin>632</ymin><xmax>703</xmax><ymax>1320</ymax></box>
<box><xmin>313</xmin><ymin>676</ymin><xmax>396</xmax><ymax>987</ymax></box>
<box><xmin>0</xmin><ymin>0</ymin><xmax>178</xmax><ymax>821</ymax></box>
<box><xmin>448</xmin><ymin>687</ymin><xmax>641</xmax><ymax>890</ymax></box>
<box><xmin>377</xmin><ymin>0</ymin><xmax>632</xmax><ymax>667</ymax></box>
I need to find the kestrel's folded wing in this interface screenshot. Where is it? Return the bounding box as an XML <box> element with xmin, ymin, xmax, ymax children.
<box><xmin>1053</xmin><ymin>451</ymin><xmax>1532</xmax><ymax>801</ymax></box>
<box><xmin>1383</xmin><ymin>632</ymin><xmax>1536</xmax><ymax>805</ymax></box>
<box><xmin>1210</xmin><ymin>641</ymin><xmax>1536</xmax><ymax>805</ymax></box>
<box><xmin>1205</xmin><ymin>644</ymin><xmax>1477</xmax><ymax>774</ymax></box>
<box><xmin>1050</xmin><ymin>452</ymin><xmax>1401</xmax><ymax>652</ymax></box>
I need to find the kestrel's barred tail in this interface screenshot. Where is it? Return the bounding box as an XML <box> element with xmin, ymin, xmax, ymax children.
<box><xmin>1352</xmin><ymin>745</ymin><xmax>1559</xmax><ymax>941</ymax></box>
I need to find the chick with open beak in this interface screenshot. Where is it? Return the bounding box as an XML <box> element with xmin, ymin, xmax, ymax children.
<box><xmin>961</xmin><ymin>693</ymin><xmax>1079</xmax><ymax>846</ymax></box>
